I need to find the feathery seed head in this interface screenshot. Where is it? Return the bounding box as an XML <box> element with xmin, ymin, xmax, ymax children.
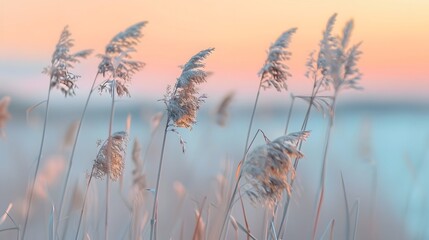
<box><xmin>317</xmin><ymin>15</ymin><xmax>363</xmax><ymax>92</ymax></box>
<box><xmin>259</xmin><ymin>28</ymin><xmax>297</xmax><ymax>92</ymax></box>
<box><xmin>166</xmin><ymin>48</ymin><xmax>214</xmax><ymax>129</ymax></box>
<box><xmin>242</xmin><ymin>131</ymin><xmax>310</xmax><ymax>207</ymax></box>
<box><xmin>93</xmin><ymin>131</ymin><xmax>129</xmax><ymax>181</ymax></box>
<box><xmin>0</xmin><ymin>96</ymin><xmax>11</xmax><ymax>137</ymax></box>
<box><xmin>216</xmin><ymin>92</ymin><xmax>234</xmax><ymax>127</ymax></box>
<box><xmin>98</xmin><ymin>22</ymin><xmax>147</xmax><ymax>97</ymax></box>
<box><xmin>43</xmin><ymin>26</ymin><xmax>92</xmax><ymax>97</ymax></box>
<box><xmin>131</xmin><ymin>138</ymin><xmax>147</xmax><ymax>192</ymax></box>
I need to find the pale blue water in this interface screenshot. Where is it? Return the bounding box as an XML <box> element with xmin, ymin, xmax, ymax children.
<box><xmin>0</xmin><ymin>98</ymin><xmax>428</xmax><ymax>239</ymax></box>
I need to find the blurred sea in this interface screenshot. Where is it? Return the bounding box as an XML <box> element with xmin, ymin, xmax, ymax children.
<box><xmin>1</xmin><ymin>96</ymin><xmax>428</xmax><ymax>239</ymax></box>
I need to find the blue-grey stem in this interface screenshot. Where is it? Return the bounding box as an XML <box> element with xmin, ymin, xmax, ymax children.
<box><xmin>22</xmin><ymin>79</ymin><xmax>53</xmax><ymax>240</ymax></box>
<box><xmin>58</xmin><ymin>73</ymin><xmax>99</xmax><ymax>239</ymax></box>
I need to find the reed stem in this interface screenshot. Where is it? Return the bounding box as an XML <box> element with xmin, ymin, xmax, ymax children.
<box><xmin>22</xmin><ymin>80</ymin><xmax>53</xmax><ymax>240</ymax></box>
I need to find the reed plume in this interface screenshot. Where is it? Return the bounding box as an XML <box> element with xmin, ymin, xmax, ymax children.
<box><xmin>42</xmin><ymin>26</ymin><xmax>92</xmax><ymax>96</ymax></box>
<box><xmin>165</xmin><ymin>48</ymin><xmax>214</xmax><ymax>129</ymax></box>
<box><xmin>259</xmin><ymin>28</ymin><xmax>297</xmax><ymax>91</ymax></box>
<box><xmin>150</xmin><ymin>48</ymin><xmax>214</xmax><ymax>240</ymax></box>
<box><xmin>93</xmin><ymin>131</ymin><xmax>129</xmax><ymax>181</ymax></box>
<box><xmin>75</xmin><ymin>131</ymin><xmax>128</xmax><ymax>240</ymax></box>
<box><xmin>22</xmin><ymin>26</ymin><xmax>91</xmax><ymax>240</ymax></box>
<box><xmin>98</xmin><ymin>22</ymin><xmax>147</xmax><ymax>97</ymax></box>
<box><xmin>97</xmin><ymin>22</ymin><xmax>146</xmax><ymax>240</ymax></box>
<box><xmin>243</xmin><ymin>131</ymin><xmax>310</xmax><ymax>207</ymax></box>
<box><xmin>0</xmin><ymin>96</ymin><xmax>11</xmax><ymax>138</ymax></box>
<box><xmin>312</xmin><ymin>15</ymin><xmax>362</xmax><ymax>240</ymax></box>
<box><xmin>56</xmin><ymin>22</ymin><xmax>146</xmax><ymax>240</ymax></box>
<box><xmin>216</xmin><ymin>92</ymin><xmax>234</xmax><ymax>127</ymax></box>
<box><xmin>277</xmin><ymin>15</ymin><xmax>339</xmax><ymax>238</ymax></box>
<box><xmin>221</xmin><ymin>28</ymin><xmax>297</xmax><ymax>239</ymax></box>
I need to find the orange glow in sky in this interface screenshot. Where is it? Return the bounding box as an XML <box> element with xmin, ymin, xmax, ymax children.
<box><xmin>0</xmin><ymin>0</ymin><xmax>428</xmax><ymax>101</ymax></box>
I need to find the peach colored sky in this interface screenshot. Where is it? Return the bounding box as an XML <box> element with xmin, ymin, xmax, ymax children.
<box><xmin>0</xmin><ymin>0</ymin><xmax>428</xmax><ymax>102</ymax></box>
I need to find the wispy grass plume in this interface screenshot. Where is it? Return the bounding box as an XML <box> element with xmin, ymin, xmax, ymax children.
<box><xmin>57</xmin><ymin>22</ymin><xmax>146</xmax><ymax>240</ymax></box>
<box><xmin>216</xmin><ymin>92</ymin><xmax>234</xmax><ymax>127</ymax></box>
<box><xmin>242</xmin><ymin>131</ymin><xmax>310</xmax><ymax>207</ymax></box>
<box><xmin>98</xmin><ymin>22</ymin><xmax>147</xmax><ymax>97</ymax></box>
<box><xmin>150</xmin><ymin>48</ymin><xmax>214</xmax><ymax>240</ymax></box>
<box><xmin>244</xmin><ymin>28</ymin><xmax>297</xmax><ymax>155</ymax></box>
<box><xmin>312</xmin><ymin>15</ymin><xmax>362</xmax><ymax>240</ymax></box>
<box><xmin>22</xmin><ymin>26</ymin><xmax>91</xmax><ymax>240</ymax></box>
<box><xmin>0</xmin><ymin>96</ymin><xmax>11</xmax><ymax>138</ymax></box>
<box><xmin>259</xmin><ymin>28</ymin><xmax>297</xmax><ymax>91</ymax></box>
<box><xmin>93</xmin><ymin>131</ymin><xmax>129</xmax><ymax>181</ymax></box>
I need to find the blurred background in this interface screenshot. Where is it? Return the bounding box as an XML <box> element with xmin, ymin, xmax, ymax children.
<box><xmin>1</xmin><ymin>0</ymin><xmax>429</xmax><ymax>239</ymax></box>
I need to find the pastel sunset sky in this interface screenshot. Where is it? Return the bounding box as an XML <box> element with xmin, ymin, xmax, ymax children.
<box><xmin>0</xmin><ymin>0</ymin><xmax>428</xmax><ymax>103</ymax></box>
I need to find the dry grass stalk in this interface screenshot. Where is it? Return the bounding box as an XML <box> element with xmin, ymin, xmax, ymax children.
<box><xmin>98</xmin><ymin>22</ymin><xmax>147</xmax><ymax>97</ymax></box>
<box><xmin>43</xmin><ymin>26</ymin><xmax>92</xmax><ymax>96</ymax></box>
<box><xmin>132</xmin><ymin>138</ymin><xmax>146</xmax><ymax>192</ymax></box>
<box><xmin>93</xmin><ymin>131</ymin><xmax>129</xmax><ymax>181</ymax></box>
<box><xmin>242</xmin><ymin>131</ymin><xmax>309</xmax><ymax>207</ymax></box>
<box><xmin>62</xmin><ymin>120</ymin><xmax>79</xmax><ymax>150</ymax></box>
<box><xmin>0</xmin><ymin>96</ymin><xmax>11</xmax><ymax>138</ymax></box>
<box><xmin>226</xmin><ymin>29</ymin><xmax>297</xmax><ymax>238</ymax></box>
<box><xmin>192</xmin><ymin>198</ymin><xmax>207</xmax><ymax>240</ymax></box>
<box><xmin>150</xmin><ymin>48</ymin><xmax>214</xmax><ymax>240</ymax></box>
<box><xmin>215</xmin><ymin>92</ymin><xmax>234</xmax><ymax>127</ymax></box>
<box><xmin>165</xmin><ymin>48</ymin><xmax>214</xmax><ymax>129</ymax></box>
<box><xmin>229</xmin><ymin>215</ymin><xmax>239</xmax><ymax>240</ymax></box>
<box><xmin>130</xmin><ymin>138</ymin><xmax>146</xmax><ymax>240</ymax></box>
<box><xmin>23</xmin><ymin>26</ymin><xmax>91</xmax><ymax>239</ymax></box>
<box><xmin>34</xmin><ymin>156</ymin><xmax>66</xmax><ymax>199</ymax></box>
<box><xmin>260</xmin><ymin>28</ymin><xmax>297</xmax><ymax>91</ymax></box>
<box><xmin>193</xmin><ymin>209</ymin><xmax>206</xmax><ymax>240</ymax></box>
<box><xmin>312</xmin><ymin>14</ymin><xmax>363</xmax><ymax>240</ymax></box>
<box><xmin>0</xmin><ymin>204</ymin><xmax>13</xmax><ymax>225</ymax></box>
<box><xmin>150</xmin><ymin>112</ymin><xmax>164</xmax><ymax>134</ymax></box>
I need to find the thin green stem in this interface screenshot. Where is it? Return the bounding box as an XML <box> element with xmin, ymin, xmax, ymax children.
<box><xmin>22</xmin><ymin>82</ymin><xmax>53</xmax><ymax>240</ymax></box>
<box><xmin>150</xmin><ymin>116</ymin><xmax>170</xmax><ymax>240</ymax></box>
<box><xmin>58</xmin><ymin>73</ymin><xmax>99</xmax><ymax>237</ymax></box>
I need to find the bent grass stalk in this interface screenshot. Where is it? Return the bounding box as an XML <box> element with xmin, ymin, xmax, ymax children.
<box><xmin>22</xmin><ymin>79</ymin><xmax>53</xmax><ymax>240</ymax></box>
<box><xmin>104</xmin><ymin>81</ymin><xmax>117</xmax><ymax>240</ymax></box>
<box><xmin>312</xmin><ymin>92</ymin><xmax>337</xmax><ymax>240</ymax></box>
<box><xmin>75</xmin><ymin>167</ymin><xmax>95</xmax><ymax>240</ymax></box>
<box><xmin>277</xmin><ymin>76</ymin><xmax>323</xmax><ymax>238</ymax></box>
<box><xmin>150</xmin><ymin>48</ymin><xmax>213</xmax><ymax>240</ymax></box>
<box><xmin>221</xmin><ymin>28</ymin><xmax>297</xmax><ymax>239</ymax></box>
<box><xmin>150</xmin><ymin>116</ymin><xmax>170</xmax><ymax>240</ymax></box>
<box><xmin>58</xmin><ymin>73</ymin><xmax>99</xmax><ymax>236</ymax></box>
<box><xmin>22</xmin><ymin>26</ymin><xmax>91</xmax><ymax>239</ymax></box>
<box><xmin>219</xmin><ymin>129</ymin><xmax>268</xmax><ymax>240</ymax></box>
